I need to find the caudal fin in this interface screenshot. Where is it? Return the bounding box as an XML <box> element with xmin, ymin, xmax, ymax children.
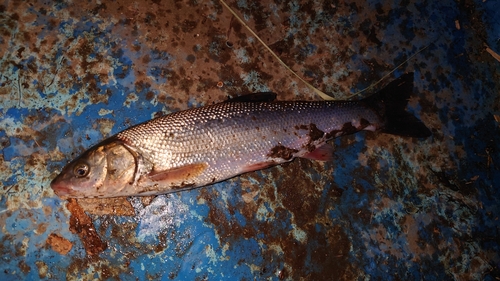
<box><xmin>370</xmin><ymin>73</ymin><xmax>432</xmax><ymax>138</ymax></box>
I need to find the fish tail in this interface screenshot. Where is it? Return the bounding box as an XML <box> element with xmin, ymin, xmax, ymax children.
<box><xmin>367</xmin><ymin>73</ymin><xmax>432</xmax><ymax>138</ymax></box>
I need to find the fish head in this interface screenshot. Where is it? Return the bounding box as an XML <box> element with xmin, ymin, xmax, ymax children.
<box><xmin>50</xmin><ymin>141</ymin><xmax>137</xmax><ymax>199</ymax></box>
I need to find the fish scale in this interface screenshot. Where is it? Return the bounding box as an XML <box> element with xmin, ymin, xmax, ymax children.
<box><xmin>114</xmin><ymin>101</ymin><xmax>378</xmax><ymax>190</ymax></box>
<box><xmin>50</xmin><ymin>73</ymin><xmax>432</xmax><ymax>198</ymax></box>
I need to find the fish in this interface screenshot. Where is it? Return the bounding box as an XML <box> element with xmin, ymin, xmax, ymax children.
<box><xmin>50</xmin><ymin>73</ymin><xmax>431</xmax><ymax>199</ymax></box>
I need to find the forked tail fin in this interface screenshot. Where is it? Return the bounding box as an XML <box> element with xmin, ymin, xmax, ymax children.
<box><xmin>368</xmin><ymin>73</ymin><xmax>432</xmax><ymax>138</ymax></box>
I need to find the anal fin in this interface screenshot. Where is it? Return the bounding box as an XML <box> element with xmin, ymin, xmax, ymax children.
<box><xmin>301</xmin><ymin>144</ymin><xmax>334</xmax><ymax>161</ymax></box>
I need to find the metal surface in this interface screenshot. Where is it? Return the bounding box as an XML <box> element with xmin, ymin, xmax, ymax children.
<box><xmin>1</xmin><ymin>0</ymin><xmax>499</xmax><ymax>280</ymax></box>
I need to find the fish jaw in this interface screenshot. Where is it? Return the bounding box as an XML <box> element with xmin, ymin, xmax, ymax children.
<box><xmin>50</xmin><ymin>178</ymin><xmax>75</xmax><ymax>200</ymax></box>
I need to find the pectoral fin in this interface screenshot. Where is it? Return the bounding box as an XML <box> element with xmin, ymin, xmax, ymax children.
<box><xmin>147</xmin><ymin>163</ymin><xmax>208</xmax><ymax>183</ymax></box>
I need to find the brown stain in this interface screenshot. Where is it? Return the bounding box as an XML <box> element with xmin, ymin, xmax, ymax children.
<box><xmin>66</xmin><ymin>255</ymin><xmax>122</xmax><ymax>280</ymax></box>
<box><xmin>66</xmin><ymin>199</ymin><xmax>107</xmax><ymax>256</ymax></box>
<box><xmin>267</xmin><ymin>145</ymin><xmax>298</xmax><ymax>160</ymax></box>
<box><xmin>308</xmin><ymin>123</ymin><xmax>325</xmax><ymax>142</ymax></box>
<box><xmin>35</xmin><ymin>261</ymin><xmax>48</xmax><ymax>279</ymax></box>
<box><xmin>63</xmin><ymin>213</ymin><xmax>146</xmax><ymax>279</ymax></box>
<box><xmin>277</xmin><ymin>159</ymin><xmax>353</xmax><ymax>279</ymax></box>
<box><xmin>218</xmin><ymin>64</ymin><xmax>245</xmax><ymax>90</ymax></box>
<box><xmin>46</xmin><ymin>233</ymin><xmax>73</xmax><ymax>255</ymax></box>
<box><xmin>1</xmin><ymin>0</ymin><xmax>363</xmax><ymax>116</ymax></box>
<box><xmin>77</xmin><ymin>197</ymin><xmax>135</xmax><ymax>216</ymax></box>
<box><xmin>201</xmin><ymin>157</ymin><xmax>355</xmax><ymax>279</ymax></box>
<box><xmin>326</xmin><ymin>122</ymin><xmax>359</xmax><ymax>139</ymax></box>
<box><xmin>18</xmin><ymin>260</ymin><xmax>31</xmax><ymax>273</ymax></box>
<box><xmin>96</xmin><ymin>118</ymin><xmax>116</xmax><ymax>138</ymax></box>
<box><xmin>170</xmin><ymin>182</ymin><xmax>196</xmax><ymax>190</ymax></box>
<box><xmin>340</xmin><ymin>122</ymin><xmax>358</xmax><ymax>135</ymax></box>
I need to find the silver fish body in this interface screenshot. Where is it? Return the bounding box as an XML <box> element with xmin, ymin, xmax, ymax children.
<box><xmin>51</xmin><ymin>73</ymin><xmax>431</xmax><ymax>198</ymax></box>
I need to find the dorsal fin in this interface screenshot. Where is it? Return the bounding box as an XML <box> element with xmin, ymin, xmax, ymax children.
<box><xmin>225</xmin><ymin>92</ymin><xmax>277</xmax><ymax>103</ymax></box>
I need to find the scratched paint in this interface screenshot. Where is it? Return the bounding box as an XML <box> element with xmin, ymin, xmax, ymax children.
<box><xmin>1</xmin><ymin>0</ymin><xmax>499</xmax><ymax>280</ymax></box>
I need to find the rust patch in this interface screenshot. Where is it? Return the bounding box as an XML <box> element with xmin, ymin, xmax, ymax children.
<box><xmin>276</xmin><ymin>159</ymin><xmax>353</xmax><ymax>279</ymax></box>
<box><xmin>46</xmin><ymin>233</ymin><xmax>73</xmax><ymax>255</ymax></box>
<box><xmin>295</xmin><ymin>124</ymin><xmax>308</xmax><ymax>130</ymax></box>
<box><xmin>325</xmin><ymin>129</ymin><xmax>340</xmax><ymax>140</ymax></box>
<box><xmin>170</xmin><ymin>182</ymin><xmax>196</xmax><ymax>190</ymax></box>
<box><xmin>77</xmin><ymin>197</ymin><xmax>135</xmax><ymax>216</ymax></box>
<box><xmin>18</xmin><ymin>260</ymin><xmax>30</xmax><ymax>273</ymax></box>
<box><xmin>200</xmin><ymin>158</ymin><xmax>354</xmax><ymax>279</ymax></box>
<box><xmin>308</xmin><ymin>123</ymin><xmax>325</xmax><ymax>142</ymax></box>
<box><xmin>67</xmin><ymin>199</ymin><xmax>107</xmax><ymax>256</ymax></box>
<box><xmin>140</xmin><ymin>195</ymin><xmax>155</xmax><ymax>207</ymax></box>
<box><xmin>296</xmin><ymin>123</ymin><xmax>325</xmax><ymax>143</ymax></box>
<box><xmin>267</xmin><ymin>145</ymin><xmax>298</xmax><ymax>160</ymax></box>
<box><xmin>326</xmin><ymin>122</ymin><xmax>359</xmax><ymax>139</ymax></box>
<box><xmin>200</xmin><ymin>188</ymin><xmax>261</xmax><ymax>240</ymax></box>
<box><xmin>341</xmin><ymin>122</ymin><xmax>358</xmax><ymax>135</ymax></box>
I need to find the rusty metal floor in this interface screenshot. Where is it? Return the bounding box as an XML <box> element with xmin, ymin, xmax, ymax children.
<box><xmin>1</xmin><ymin>0</ymin><xmax>499</xmax><ymax>280</ymax></box>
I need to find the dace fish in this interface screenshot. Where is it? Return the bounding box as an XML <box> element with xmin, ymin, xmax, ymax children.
<box><xmin>51</xmin><ymin>73</ymin><xmax>431</xmax><ymax>199</ymax></box>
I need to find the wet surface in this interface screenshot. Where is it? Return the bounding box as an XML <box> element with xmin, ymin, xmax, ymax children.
<box><xmin>1</xmin><ymin>0</ymin><xmax>499</xmax><ymax>280</ymax></box>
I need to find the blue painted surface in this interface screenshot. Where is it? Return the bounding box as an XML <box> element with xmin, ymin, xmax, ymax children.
<box><xmin>1</xmin><ymin>0</ymin><xmax>499</xmax><ymax>280</ymax></box>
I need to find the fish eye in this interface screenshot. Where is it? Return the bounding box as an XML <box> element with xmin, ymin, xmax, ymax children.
<box><xmin>73</xmin><ymin>163</ymin><xmax>90</xmax><ymax>178</ymax></box>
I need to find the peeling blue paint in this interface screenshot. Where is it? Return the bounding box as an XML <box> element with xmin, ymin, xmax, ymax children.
<box><xmin>1</xmin><ymin>0</ymin><xmax>499</xmax><ymax>280</ymax></box>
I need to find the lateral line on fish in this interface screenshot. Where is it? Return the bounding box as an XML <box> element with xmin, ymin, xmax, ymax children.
<box><xmin>220</xmin><ymin>0</ymin><xmax>430</xmax><ymax>101</ymax></box>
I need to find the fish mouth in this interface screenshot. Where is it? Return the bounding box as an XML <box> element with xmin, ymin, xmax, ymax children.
<box><xmin>50</xmin><ymin>180</ymin><xmax>72</xmax><ymax>199</ymax></box>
